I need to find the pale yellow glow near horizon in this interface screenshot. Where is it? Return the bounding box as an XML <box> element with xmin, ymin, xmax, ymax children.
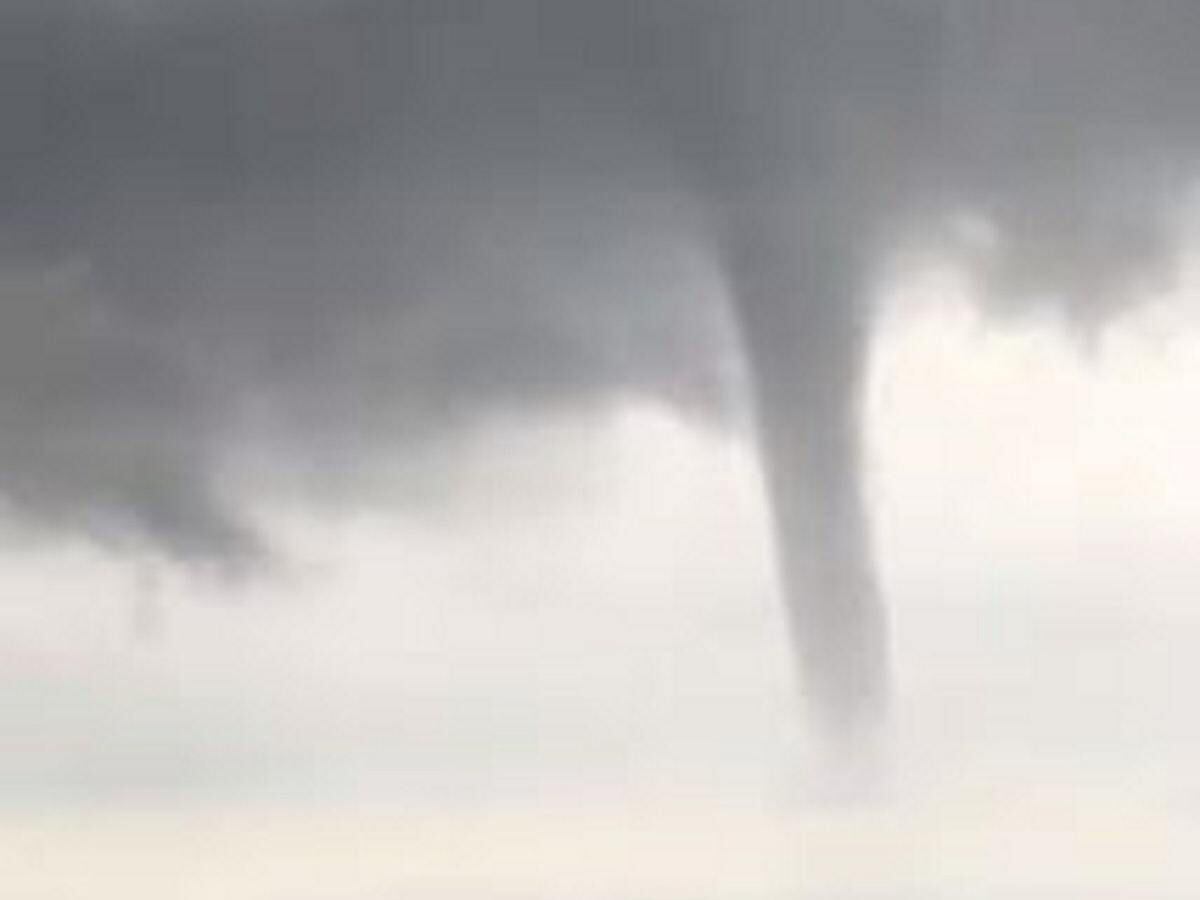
<box><xmin>4</xmin><ymin>793</ymin><xmax>1200</xmax><ymax>899</ymax></box>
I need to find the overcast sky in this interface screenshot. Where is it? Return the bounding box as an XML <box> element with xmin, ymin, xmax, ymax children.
<box><xmin>5</xmin><ymin>244</ymin><xmax>1200</xmax><ymax>897</ymax></box>
<box><xmin>7</xmin><ymin>1</ymin><xmax>1200</xmax><ymax>898</ymax></box>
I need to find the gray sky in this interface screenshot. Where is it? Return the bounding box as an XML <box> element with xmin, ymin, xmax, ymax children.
<box><xmin>5</xmin><ymin>270</ymin><xmax>1200</xmax><ymax>896</ymax></box>
<box><xmin>6</xmin><ymin>1</ymin><xmax>1200</xmax><ymax>896</ymax></box>
<box><xmin>6</xmin><ymin>0</ymin><xmax>1200</xmax><ymax>738</ymax></box>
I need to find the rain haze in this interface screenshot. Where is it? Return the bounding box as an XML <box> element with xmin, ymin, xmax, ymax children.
<box><xmin>4</xmin><ymin>1</ymin><xmax>1200</xmax><ymax>897</ymax></box>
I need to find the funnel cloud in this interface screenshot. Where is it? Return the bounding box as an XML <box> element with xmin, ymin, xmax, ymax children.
<box><xmin>4</xmin><ymin>0</ymin><xmax>1200</xmax><ymax>737</ymax></box>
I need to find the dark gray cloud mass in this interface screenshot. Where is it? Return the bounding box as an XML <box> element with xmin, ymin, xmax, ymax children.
<box><xmin>3</xmin><ymin>0</ymin><xmax>1200</xmax><ymax>734</ymax></box>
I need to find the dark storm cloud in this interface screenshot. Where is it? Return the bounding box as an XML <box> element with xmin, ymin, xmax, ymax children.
<box><xmin>4</xmin><ymin>0</ymin><xmax>1200</xmax><ymax>730</ymax></box>
<box><xmin>1</xmin><ymin>0</ymin><xmax>737</xmax><ymax>558</ymax></box>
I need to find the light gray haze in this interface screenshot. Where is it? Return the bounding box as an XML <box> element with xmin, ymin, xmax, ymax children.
<box><xmin>4</xmin><ymin>0</ymin><xmax>1200</xmax><ymax>741</ymax></box>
